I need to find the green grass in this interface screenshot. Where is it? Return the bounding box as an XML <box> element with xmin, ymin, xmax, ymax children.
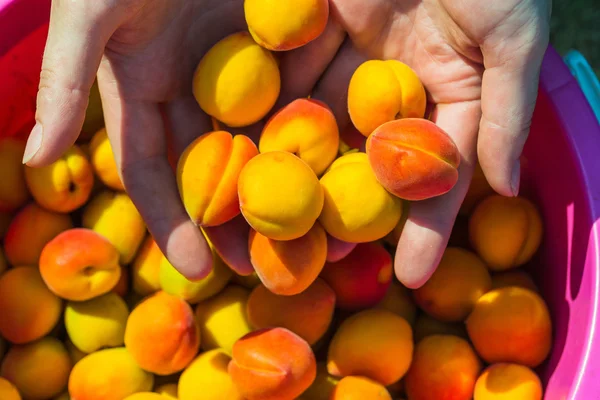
<box><xmin>550</xmin><ymin>0</ymin><xmax>600</xmax><ymax>76</ymax></box>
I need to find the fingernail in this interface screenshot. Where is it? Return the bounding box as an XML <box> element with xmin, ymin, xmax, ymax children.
<box><xmin>511</xmin><ymin>159</ymin><xmax>521</xmax><ymax>196</ymax></box>
<box><xmin>22</xmin><ymin>122</ymin><xmax>43</xmax><ymax>164</ymax></box>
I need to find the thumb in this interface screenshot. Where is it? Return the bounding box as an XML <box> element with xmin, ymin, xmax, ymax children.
<box><xmin>23</xmin><ymin>1</ymin><xmax>123</xmax><ymax>166</ymax></box>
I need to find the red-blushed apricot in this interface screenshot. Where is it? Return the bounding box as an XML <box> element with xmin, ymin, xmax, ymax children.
<box><xmin>0</xmin><ymin>211</ymin><xmax>13</xmax><ymax>240</ymax></box>
<box><xmin>0</xmin><ymin>267</ymin><xmax>63</xmax><ymax>344</ymax></box>
<box><xmin>193</xmin><ymin>32</ymin><xmax>280</xmax><ymax>127</ymax></box>
<box><xmin>89</xmin><ymin>127</ymin><xmax>124</xmax><ymax>191</ymax></box>
<box><xmin>195</xmin><ymin>285</ymin><xmax>253</xmax><ymax>355</ymax></box>
<box><xmin>244</xmin><ymin>0</ymin><xmax>329</xmax><ymax>51</ymax></box>
<box><xmin>177</xmin><ymin>131</ymin><xmax>258</xmax><ymax>227</ymax></box>
<box><xmin>68</xmin><ymin>347</ymin><xmax>154</xmax><ymax>400</ymax></box>
<box><xmin>327</xmin><ymin>309</ymin><xmax>413</xmax><ymax>386</ymax></box>
<box><xmin>469</xmin><ymin>195</ymin><xmax>543</xmax><ymax>271</ymax></box>
<box><xmin>300</xmin><ymin>362</ymin><xmax>339</xmax><ymax>400</ymax></box>
<box><xmin>3</xmin><ymin>203</ymin><xmax>73</xmax><ymax>266</ymax></box>
<box><xmin>318</xmin><ymin>152</ymin><xmax>403</xmax><ymax>243</ymax></box>
<box><xmin>82</xmin><ymin>190</ymin><xmax>147</xmax><ymax>265</ymax></box>
<box><xmin>238</xmin><ymin>151</ymin><xmax>324</xmax><ymax>241</ymax></box>
<box><xmin>459</xmin><ymin>162</ymin><xmax>494</xmax><ymax>216</ymax></box>
<box><xmin>228</xmin><ymin>327</ymin><xmax>317</xmax><ymax>400</ymax></box>
<box><xmin>0</xmin><ymin>377</ymin><xmax>21</xmax><ymax>400</ymax></box>
<box><xmin>0</xmin><ymin>138</ymin><xmax>30</xmax><ymax>212</ymax></box>
<box><xmin>366</xmin><ymin>118</ymin><xmax>460</xmax><ymax>201</ymax></box>
<box><xmin>24</xmin><ymin>145</ymin><xmax>94</xmax><ymax>213</ymax></box>
<box><xmin>331</xmin><ymin>376</ymin><xmax>392</xmax><ymax>400</ymax></box>
<box><xmin>0</xmin><ymin>337</ymin><xmax>72</xmax><ymax>399</ymax></box>
<box><xmin>413</xmin><ymin>313</ymin><xmax>469</xmax><ymax>343</ymax></box>
<box><xmin>375</xmin><ymin>281</ymin><xmax>417</xmax><ymax>326</ymax></box>
<box><xmin>473</xmin><ymin>363</ymin><xmax>543</xmax><ymax>400</ymax></box>
<box><xmin>64</xmin><ymin>292</ymin><xmax>129</xmax><ymax>354</ymax></box>
<box><xmin>124</xmin><ymin>291</ymin><xmax>200</xmax><ymax>375</ymax></box>
<box><xmin>39</xmin><ymin>228</ymin><xmax>122</xmax><ymax>301</ymax></box>
<box><xmin>405</xmin><ymin>335</ymin><xmax>482</xmax><ymax>400</ymax></box>
<box><xmin>326</xmin><ymin>235</ymin><xmax>357</xmax><ymax>263</ymax></box>
<box><xmin>347</xmin><ymin>60</ymin><xmax>426</xmax><ymax>137</ymax></box>
<box><xmin>248</xmin><ymin>222</ymin><xmax>327</xmax><ymax>295</ymax></box>
<box><xmin>132</xmin><ymin>236</ymin><xmax>163</xmax><ymax>296</ymax></box>
<box><xmin>320</xmin><ymin>242</ymin><xmax>393</xmax><ymax>310</ymax></box>
<box><xmin>247</xmin><ymin>278</ymin><xmax>336</xmax><ymax>345</ymax></box>
<box><xmin>465</xmin><ymin>287</ymin><xmax>552</xmax><ymax>367</ymax></box>
<box><xmin>491</xmin><ymin>270</ymin><xmax>539</xmax><ymax>292</ymax></box>
<box><xmin>179</xmin><ymin>349</ymin><xmax>244</xmax><ymax>400</ymax></box>
<box><xmin>413</xmin><ymin>247</ymin><xmax>492</xmax><ymax>322</ymax></box>
<box><xmin>259</xmin><ymin>98</ymin><xmax>339</xmax><ymax>176</ymax></box>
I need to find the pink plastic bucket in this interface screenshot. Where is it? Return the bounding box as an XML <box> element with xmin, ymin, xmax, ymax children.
<box><xmin>2</xmin><ymin>0</ymin><xmax>600</xmax><ymax>398</ymax></box>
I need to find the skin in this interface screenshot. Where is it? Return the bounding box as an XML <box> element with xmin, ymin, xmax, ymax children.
<box><xmin>23</xmin><ymin>0</ymin><xmax>550</xmax><ymax>287</ymax></box>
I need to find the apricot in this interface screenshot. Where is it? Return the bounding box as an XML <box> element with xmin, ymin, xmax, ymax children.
<box><xmin>320</xmin><ymin>242</ymin><xmax>393</xmax><ymax>310</ymax></box>
<box><xmin>473</xmin><ymin>363</ymin><xmax>543</xmax><ymax>400</ymax></box>
<box><xmin>68</xmin><ymin>347</ymin><xmax>154</xmax><ymax>400</ymax></box>
<box><xmin>228</xmin><ymin>327</ymin><xmax>317</xmax><ymax>400</ymax></box>
<box><xmin>0</xmin><ymin>212</ymin><xmax>12</xmax><ymax>239</ymax></box>
<box><xmin>247</xmin><ymin>278</ymin><xmax>336</xmax><ymax>345</ymax></box>
<box><xmin>413</xmin><ymin>247</ymin><xmax>492</xmax><ymax>322</ymax></box>
<box><xmin>39</xmin><ymin>228</ymin><xmax>122</xmax><ymax>301</ymax></box>
<box><xmin>326</xmin><ymin>235</ymin><xmax>357</xmax><ymax>263</ymax></box>
<box><xmin>132</xmin><ymin>236</ymin><xmax>163</xmax><ymax>296</ymax></box>
<box><xmin>259</xmin><ymin>98</ymin><xmax>339</xmax><ymax>176</ymax></box>
<box><xmin>64</xmin><ymin>292</ymin><xmax>129</xmax><ymax>353</ymax></box>
<box><xmin>159</xmin><ymin>240</ymin><xmax>232</xmax><ymax>303</ymax></box>
<box><xmin>177</xmin><ymin>131</ymin><xmax>258</xmax><ymax>226</ymax></box>
<box><xmin>347</xmin><ymin>60</ymin><xmax>426</xmax><ymax>136</ymax></box>
<box><xmin>459</xmin><ymin>162</ymin><xmax>494</xmax><ymax>216</ymax></box>
<box><xmin>248</xmin><ymin>222</ymin><xmax>327</xmax><ymax>295</ymax></box>
<box><xmin>179</xmin><ymin>349</ymin><xmax>244</xmax><ymax>400</ymax></box>
<box><xmin>82</xmin><ymin>190</ymin><xmax>146</xmax><ymax>265</ymax></box>
<box><xmin>413</xmin><ymin>314</ymin><xmax>469</xmax><ymax>343</ymax></box>
<box><xmin>327</xmin><ymin>309</ymin><xmax>413</xmax><ymax>386</ymax></box>
<box><xmin>3</xmin><ymin>203</ymin><xmax>73</xmax><ymax>266</ymax></box>
<box><xmin>469</xmin><ymin>195</ymin><xmax>543</xmax><ymax>271</ymax></box>
<box><xmin>0</xmin><ymin>138</ymin><xmax>30</xmax><ymax>212</ymax></box>
<box><xmin>24</xmin><ymin>145</ymin><xmax>94</xmax><ymax>213</ymax></box>
<box><xmin>239</xmin><ymin>151</ymin><xmax>324</xmax><ymax>241</ymax></box>
<box><xmin>195</xmin><ymin>285</ymin><xmax>252</xmax><ymax>354</ymax></box>
<box><xmin>0</xmin><ymin>337</ymin><xmax>71</xmax><ymax>399</ymax></box>
<box><xmin>331</xmin><ymin>376</ymin><xmax>392</xmax><ymax>400</ymax></box>
<box><xmin>465</xmin><ymin>287</ymin><xmax>552</xmax><ymax>367</ymax></box>
<box><xmin>300</xmin><ymin>362</ymin><xmax>339</xmax><ymax>400</ymax></box>
<box><xmin>405</xmin><ymin>335</ymin><xmax>482</xmax><ymax>400</ymax></box>
<box><xmin>0</xmin><ymin>266</ymin><xmax>62</xmax><ymax>344</ymax></box>
<box><xmin>124</xmin><ymin>291</ymin><xmax>200</xmax><ymax>375</ymax></box>
<box><xmin>155</xmin><ymin>383</ymin><xmax>178</xmax><ymax>399</ymax></box>
<box><xmin>0</xmin><ymin>377</ymin><xmax>21</xmax><ymax>400</ymax></box>
<box><xmin>366</xmin><ymin>118</ymin><xmax>461</xmax><ymax>201</ymax></box>
<box><xmin>491</xmin><ymin>270</ymin><xmax>539</xmax><ymax>292</ymax></box>
<box><xmin>244</xmin><ymin>0</ymin><xmax>328</xmax><ymax>51</ymax></box>
<box><xmin>318</xmin><ymin>152</ymin><xmax>403</xmax><ymax>242</ymax></box>
<box><xmin>113</xmin><ymin>265</ymin><xmax>130</xmax><ymax>297</ymax></box>
<box><xmin>193</xmin><ymin>31</ymin><xmax>280</xmax><ymax>127</ymax></box>
<box><xmin>89</xmin><ymin>127</ymin><xmax>124</xmax><ymax>191</ymax></box>
<box><xmin>375</xmin><ymin>281</ymin><xmax>417</xmax><ymax>326</ymax></box>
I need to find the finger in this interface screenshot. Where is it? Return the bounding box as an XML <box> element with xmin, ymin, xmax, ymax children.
<box><xmin>275</xmin><ymin>16</ymin><xmax>346</xmax><ymax>107</ymax></box>
<box><xmin>98</xmin><ymin>69</ymin><xmax>213</xmax><ymax>281</ymax></box>
<box><xmin>23</xmin><ymin>2</ymin><xmax>124</xmax><ymax>166</ymax></box>
<box><xmin>478</xmin><ymin>19</ymin><xmax>550</xmax><ymax>197</ymax></box>
<box><xmin>203</xmin><ymin>215</ymin><xmax>255</xmax><ymax>276</ymax></box>
<box><xmin>311</xmin><ymin>39</ymin><xmax>367</xmax><ymax>130</ymax></box>
<box><xmin>395</xmin><ymin>100</ymin><xmax>481</xmax><ymax>289</ymax></box>
<box><xmin>326</xmin><ymin>234</ymin><xmax>357</xmax><ymax>263</ymax></box>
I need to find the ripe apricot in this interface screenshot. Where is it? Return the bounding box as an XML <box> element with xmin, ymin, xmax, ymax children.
<box><xmin>473</xmin><ymin>363</ymin><xmax>543</xmax><ymax>400</ymax></box>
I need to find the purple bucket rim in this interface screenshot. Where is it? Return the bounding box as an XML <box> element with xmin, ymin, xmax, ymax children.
<box><xmin>2</xmin><ymin>0</ymin><xmax>600</xmax><ymax>397</ymax></box>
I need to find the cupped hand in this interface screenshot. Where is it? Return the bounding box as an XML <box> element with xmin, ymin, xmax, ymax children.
<box><xmin>24</xmin><ymin>0</ymin><xmax>551</xmax><ymax>288</ymax></box>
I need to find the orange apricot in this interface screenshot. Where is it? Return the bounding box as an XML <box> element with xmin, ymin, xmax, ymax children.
<box><xmin>0</xmin><ymin>377</ymin><xmax>21</xmax><ymax>400</ymax></box>
<box><xmin>473</xmin><ymin>363</ymin><xmax>543</xmax><ymax>400</ymax></box>
<box><xmin>331</xmin><ymin>376</ymin><xmax>392</xmax><ymax>400</ymax></box>
<box><xmin>124</xmin><ymin>291</ymin><xmax>200</xmax><ymax>375</ymax></box>
<box><xmin>366</xmin><ymin>118</ymin><xmax>460</xmax><ymax>201</ymax></box>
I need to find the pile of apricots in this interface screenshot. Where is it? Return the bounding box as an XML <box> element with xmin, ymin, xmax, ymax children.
<box><xmin>0</xmin><ymin>1</ymin><xmax>552</xmax><ymax>399</ymax></box>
